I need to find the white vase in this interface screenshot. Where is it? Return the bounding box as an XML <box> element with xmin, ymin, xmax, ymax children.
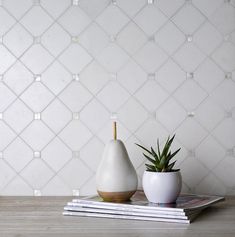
<box><xmin>142</xmin><ymin>170</ymin><xmax>182</xmax><ymax>203</ymax></box>
<box><xmin>96</xmin><ymin>139</ymin><xmax>138</xmax><ymax>202</ymax></box>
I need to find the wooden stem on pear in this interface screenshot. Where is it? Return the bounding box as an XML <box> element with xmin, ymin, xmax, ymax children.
<box><xmin>113</xmin><ymin>121</ymin><xmax>117</xmax><ymax>140</ymax></box>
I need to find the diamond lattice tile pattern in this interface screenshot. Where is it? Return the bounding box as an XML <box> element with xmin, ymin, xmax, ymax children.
<box><xmin>0</xmin><ymin>0</ymin><xmax>234</xmax><ymax>196</ymax></box>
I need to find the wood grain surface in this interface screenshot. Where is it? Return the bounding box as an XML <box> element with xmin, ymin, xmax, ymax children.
<box><xmin>0</xmin><ymin>196</ymin><xmax>234</xmax><ymax>237</ymax></box>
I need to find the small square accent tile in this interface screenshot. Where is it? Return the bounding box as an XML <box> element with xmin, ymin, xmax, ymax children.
<box><xmin>34</xmin><ymin>151</ymin><xmax>41</xmax><ymax>158</ymax></box>
<box><xmin>148</xmin><ymin>73</ymin><xmax>155</xmax><ymax>80</ymax></box>
<box><xmin>224</xmin><ymin>35</ymin><xmax>231</xmax><ymax>41</ymax></box>
<box><xmin>34</xmin><ymin>190</ymin><xmax>42</xmax><ymax>196</ymax></box>
<box><xmin>148</xmin><ymin>111</ymin><xmax>156</xmax><ymax>120</ymax></box>
<box><xmin>33</xmin><ymin>0</ymin><xmax>40</xmax><ymax>5</ymax></box>
<box><xmin>72</xmin><ymin>74</ymin><xmax>80</xmax><ymax>81</ymax></box>
<box><xmin>72</xmin><ymin>151</ymin><xmax>80</xmax><ymax>158</ymax></box>
<box><xmin>110</xmin><ymin>113</ymin><xmax>118</xmax><ymax>120</ymax></box>
<box><xmin>225</xmin><ymin>72</ymin><xmax>232</xmax><ymax>79</ymax></box>
<box><xmin>0</xmin><ymin>152</ymin><xmax>3</xmax><ymax>159</ymax></box>
<box><xmin>34</xmin><ymin>113</ymin><xmax>41</xmax><ymax>120</ymax></box>
<box><xmin>72</xmin><ymin>0</ymin><xmax>79</xmax><ymax>5</ymax></box>
<box><xmin>225</xmin><ymin>111</ymin><xmax>232</xmax><ymax>118</ymax></box>
<box><xmin>109</xmin><ymin>35</ymin><xmax>116</xmax><ymax>42</ymax></box>
<box><xmin>186</xmin><ymin>72</ymin><xmax>194</xmax><ymax>79</ymax></box>
<box><xmin>0</xmin><ymin>113</ymin><xmax>3</xmax><ymax>120</ymax></box>
<box><xmin>185</xmin><ymin>0</ymin><xmax>192</xmax><ymax>4</ymax></box>
<box><xmin>186</xmin><ymin>35</ymin><xmax>193</xmax><ymax>42</ymax></box>
<box><xmin>148</xmin><ymin>0</ymin><xmax>154</xmax><ymax>4</ymax></box>
<box><xmin>71</xmin><ymin>36</ymin><xmax>79</xmax><ymax>43</ymax></box>
<box><xmin>34</xmin><ymin>74</ymin><xmax>41</xmax><ymax>82</ymax></box>
<box><xmin>110</xmin><ymin>73</ymin><xmax>117</xmax><ymax>80</ymax></box>
<box><xmin>187</xmin><ymin>111</ymin><xmax>195</xmax><ymax>117</ymax></box>
<box><xmin>188</xmin><ymin>149</ymin><xmax>195</xmax><ymax>157</ymax></box>
<box><xmin>226</xmin><ymin>149</ymin><xmax>234</xmax><ymax>156</ymax></box>
<box><xmin>72</xmin><ymin>189</ymin><xmax>80</xmax><ymax>196</ymax></box>
<box><xmin>112</xmin><ymin>0</ymin><xmax>117</xmax><ymax>5</ymax></box>
<box><xmin>73</xmin><ymin>112</ymin><xmax>80</xmax><ymax>120</ymax></box>
<box><xmin>148</xmin><ymin>36</ymin><xmax>155</xmax><ymax>42</ymax></box>
<box><xmin>34</xmin><ymin>37</ymin><xmax>41</xmax><ymax>44</ymax></box>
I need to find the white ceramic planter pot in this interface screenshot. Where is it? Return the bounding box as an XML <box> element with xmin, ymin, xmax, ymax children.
<box><xmin>142</xmin><ymin>170</ymin><xmax>182</xmax><ymax>203</ymax></box>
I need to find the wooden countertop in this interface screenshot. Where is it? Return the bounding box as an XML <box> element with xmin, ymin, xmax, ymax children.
<box><xmin>0</xmin><ymin>196</ymin><xmax>234</xmax><ymax>237</ymax></box>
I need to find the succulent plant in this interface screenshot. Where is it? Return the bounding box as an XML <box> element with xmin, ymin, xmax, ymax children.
<box><xmin>136</xmin><ymin>135</ymin><xmax>181</xmax><ymax>172</ymax></box>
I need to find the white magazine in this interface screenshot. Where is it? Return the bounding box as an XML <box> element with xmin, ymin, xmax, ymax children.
<box><xmin>71</xmin><ymin>191</ymin><xmax>224</xmax><ymax>213</ymax></box>
<box><xmin>63</xmin><ymin>210</ymin><xmax>192</xmax><ymax>224</ymax></box>
<box><xmin>64</xmin><ymin>205</ymin><xmax>202</xmax><ymax>220</ymax></box>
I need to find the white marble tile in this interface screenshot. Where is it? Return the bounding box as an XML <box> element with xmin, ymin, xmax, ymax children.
<box><xmin>80</xmin><ymin>137</ymin><xmax>104</xmax><ymax>172</ymax></box>
<box><xmin>0</xmin><ymin>83</ymin><xmax>16</xmax><ymax>112</ymax></box>
<box><xmin>80</xmin><ymin>99</ymin><xmax>110</xmax><ymax>133</ymax></box>
<box><xmin>20</xmin><ymin>121</ymin><xmax>54</xmax><ymax>150</ymax></box>
<box><xmin>0</xmin><ymin>45</ymin><xmax>16</xmax><ymax>74</ymax></box>
<box><xmin>20</xmin><ymin>82</ymin><xmax>54</xmax><ymax>112</ymax></box>
<box><xmin>155</xmin><ymin>21</ymin><xmax>185</xmax><ymax>55</ymax></box>
<box><xmin>96</xmin><ymin>5</ymin><xmax>129</xmax><ymax>35</ymax></box>
<box><xmin>21</xmin><ymin>6</ymin><xmax>53</xmax><ymax>36</ymax></box>
<box><xmin>135</xmin><ymin>80</ymin><xmax>168</xmax><ymax>112</ymax></box>
<box><xmin>59</xmin><ymin>120</ymin><xmax>92</xmax><ymax>150</ymax></box>
<box><xmin>172</xmin><ymin>4</ymin><xmax>205</xmax><ymax>34</ymax></box>
<box><xmin>174</xmin><ymin>80</ymin><xmax>207</xmax><ymax>110</ymax></box>
<box><xmin>58</xmin><ymin>159</ymin><xmax>92</xmax><ymax>188</ymax></box>
<box><xmin>58</xmin><ymin>81</ymin><xmax>92</xmax><ymax>112</ymax></box>
<box><xmin>42</xmin><ymin>99</ymin><xmax>72</xmax><ymax>133</ymax></box>
<box><xmin>134</xmin><ymin>5</ymin><xmax>167</xmax><ymax>36</ymax></box>
<box><xmin>4</xmin><ymin>23</ymin><xmax>33</xmax><ymax>57</ymax></box>
<box><xmin>118</xmin><ymin>97</ymin><xmax>148</xmax><ymax>132</ymax></box>
<box><xmin>97</xmin><ymin>81</ymin><xmax>129</xmax><ymax>112</ymax></box>
<box><xmin>58</xmin><ymin>6</ymin><xmax>91</xmax><ymax>36</ymax></box>
<box><xmin>20</xmin><ymin>45</ymin><xmax>54</xmax><ymax>74</ymax></box>
<box><xmin>42</xmin><ymin>137</ymin><xmax>71</xmax><ymax>172</ymax></box>
<box><xmin>59</xmin><ymin>44</ymin><xmax>92</xmax><ymax>73</ymax></box>
<box><xmin>134</xmin><ymin>42</ymin><xmax>168</xmax><ymax>72</ymax></box>
<box><xmin>41</xmin><ymin>61</ymin><xmax>72</xmax><ymax>95</ymax></box>
<box><xmin>96</xmin><ymin>44</ymin><xmax>129</xmax><ymax>73</ymax></box>
<box><xmin>21</xmin><ymin>159</ymin><xmax>54</xmax><ymax>189</ymax></box>
<box><xmin>40</xmin><ymin>0</ymin><xmax>71</xmax><ymax>19</ymax></box>
<box><xmin>117</xmin><ymin>60</ymin><xmax>147</xmax><ymax>94</ymax></box>
<box><xmin>4</xmin><ymin>99</ymin><xmax>33</xmax><ymax>133</ymax></box>
<box><xmin>0</xmin><ymin>7</ymin><xmax>15</xmax><ymax>35</ymax></box>
<box><xmin>41</xmin><ymin>23</ymin><xmax>71</xmax><ymax>57</ymax></box>
<box><xmin>117</xmin><ymin>22</ymin><xmax>147</xmax><ymax>55</ymax></box>
<box><xmin>80</xmin><ymin>62</ymin><xmax>106</xmax><ymax>91</ymax></box>
<box><xmin>4</xmin><ymin>137</ymin><xmax>32</xmax><ymax>172</ymax></box>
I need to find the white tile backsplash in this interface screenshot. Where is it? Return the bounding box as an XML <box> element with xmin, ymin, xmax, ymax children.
<box><xmin>0</xmin><ymin>0</ymin><xmax>234</xmax><ymax>196</ymax></box>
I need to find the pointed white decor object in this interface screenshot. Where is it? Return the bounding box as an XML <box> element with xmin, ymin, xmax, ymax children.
<box><xmin>96</xmin><ymin>122</ymin><xmax>138</xmax><ymax>202</ymax></box>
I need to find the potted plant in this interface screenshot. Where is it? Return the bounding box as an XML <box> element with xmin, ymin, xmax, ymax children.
<box><xmin>136</xmin><ymin>135</ymin><xmax>182</xmax><ymax>204</ymax></box>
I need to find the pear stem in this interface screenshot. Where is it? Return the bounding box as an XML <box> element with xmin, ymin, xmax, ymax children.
<box><xmin>113</xmin><ymin>121</ymin><xmax>117</xmax><ymax>140</ymax></box>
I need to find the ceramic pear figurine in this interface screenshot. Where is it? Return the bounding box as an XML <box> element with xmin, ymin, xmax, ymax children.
<box><xmin>96</xmin><ymin>121</ymin><xmax>138</xmax><ymax>202</ymax></box>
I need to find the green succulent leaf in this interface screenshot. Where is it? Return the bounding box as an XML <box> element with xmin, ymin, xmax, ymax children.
<box><xmin>135</xmin><ymin>143</ymin><xmax>152</xmax><ymax>155</ymax></box>
<box><xmin>157</xmin><ymin>139</ymin><xmax>161</xmax><ymax>157</ymax></box>
<box><xmin>166</xmin><ymin>148</ymin><xmax>181</xmax><ymax>163</ymax></box>
<box><xmin>143</xmin><ymin>154</ymin><xmax>155</xmax><ymax>164</ymax></box>
<box><xmin>150</xmin><ymin>147</ymin><xmax>159</xmax><ymax>163</ymax></box>
<box><xmin>167</xmin><ymin>161</ymin><xmax>177</xmax><ymax>171</ymax></box>
<box><xmin>135</xmin><ymin>134</ymin><xmax>180</xmax><ymax>173</ymax></box>
<box><xmin>145</xmin><ymin>164</ymin><xmax>157</xmax><ymax>172</ymax></box>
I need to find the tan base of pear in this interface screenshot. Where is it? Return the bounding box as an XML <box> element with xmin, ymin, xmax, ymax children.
<box><xmin>97</xmin><ymin>190</ymin><xmax>136</xmax><ymax>203</ymax></box>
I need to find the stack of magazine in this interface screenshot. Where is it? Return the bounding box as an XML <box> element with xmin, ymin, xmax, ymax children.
<box><xmin>63</xmin><ymin>191</ymin><xmax>224</xmax><ymax>224</ymax></box>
